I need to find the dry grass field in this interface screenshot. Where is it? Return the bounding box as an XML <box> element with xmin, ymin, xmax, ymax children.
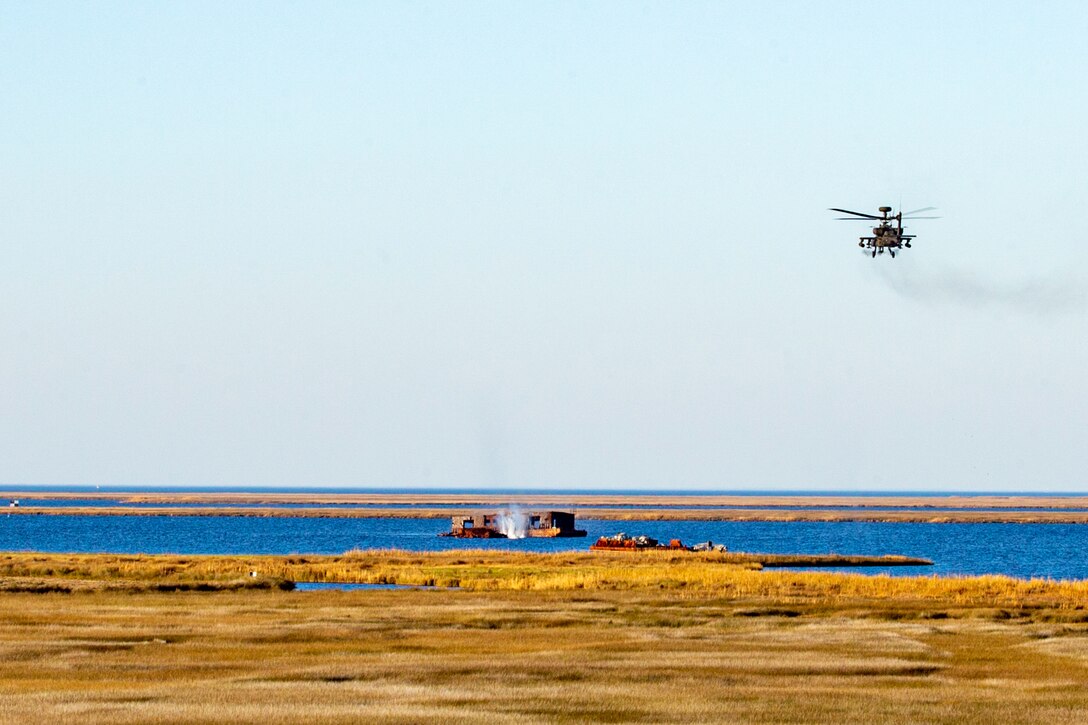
<box><xmin>3</xmin><ymin>587</ymin><xmax>1088</xmax><ymax>724</ymax></box>
<box><xmin>2</xmin><ymin>552</ymin><xmax>1088</xmax><ymax>723</ymax></box>
<box><xmin>0</xmin><ymin>550</ymin><xmax>936</xmax><ymax>593</ymax></box>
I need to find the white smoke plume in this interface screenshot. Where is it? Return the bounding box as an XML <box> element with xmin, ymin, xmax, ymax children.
<box><xmin>495</xmin><ymin>507</ymin><xmax>529</xmax><ymax>539</ymax></box>
<box><xmin>875</xmin><ymin>263</ymin><xmax>1086</xmax><ymax>316</ymax></box>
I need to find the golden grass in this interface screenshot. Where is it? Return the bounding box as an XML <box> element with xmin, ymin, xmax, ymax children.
<box><xmin>2</xmin><ymin>585</ymin><xmax>1088</xmax><ymax>723</ymax></box>
<box><xmin>1</xmin><ymin>551</ymin><xmax>1086</xmax><ymax>614</ymax></box>
<box><xmin>3</xmin><ymin>551</ymin><xmax>1088</xmax><ymax>722</ymax></box>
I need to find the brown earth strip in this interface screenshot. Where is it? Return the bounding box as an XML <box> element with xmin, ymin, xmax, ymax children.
<box><xmin>6</xmin><ymin>491</ymin><xmax>1088</xmax><ymax>509</ymax></box>
<box><xmin>8</xmin><ymin>504</ymin><xmax>1088</xmax><ymax>523</ymax></box>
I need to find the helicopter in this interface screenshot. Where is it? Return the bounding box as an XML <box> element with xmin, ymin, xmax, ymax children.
<box><xmin>830</xmin><ymin>206</ymin><xmax>938</xmax><ymax>258</ymax></box>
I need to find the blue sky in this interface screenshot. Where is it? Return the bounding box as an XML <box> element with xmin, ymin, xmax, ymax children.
<box><xmin>2</xmin><ymin>2</ymin><xmax>1086</xmax><ymax>489</ymax></box>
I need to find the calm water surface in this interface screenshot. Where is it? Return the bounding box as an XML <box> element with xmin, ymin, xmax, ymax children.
<box><xmin>1</xmin><ymin>514</ymin><xmax>1085</xmax><ymax>580</ymax></box>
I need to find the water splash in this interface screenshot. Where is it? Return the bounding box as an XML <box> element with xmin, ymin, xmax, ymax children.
<box><xmin>495</xmin><ymin>507</ymin><xmax>529</xmax><ymax>539</ymax></box>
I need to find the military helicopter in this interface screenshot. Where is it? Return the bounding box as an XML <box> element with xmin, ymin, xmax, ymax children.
<box><xmin>830</xmin><ymin>206</ymin><xmax>938</xmax><ymax>258</ymax></box>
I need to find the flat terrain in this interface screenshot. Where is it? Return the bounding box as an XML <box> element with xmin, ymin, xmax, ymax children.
<box><xmin>2</xmin><ymin>551</ymin><xmax>1088</xmax><ymax>723</ymax></box>
<box><xmin>0</xmin><ymin>551</ymin><xmax>934</xmax><ymax>588</ymax></box>
<box><xmin>3</xmin><ymin>586</ymin><xmax>1088</xmax><ymax>723</ymax></box>
<box><xmin>10</xmin><ymin>506</ymin><xmax>1088</xmax><ymax>523</ymax></box>
<box><xmin>10</xmin><ymin>492</ymin><xmax>1088</xmax><ymax>508</ymax></box>
<box><xmin>9</xmin><ymin>492</ymin><xmax>1088</xmax><ymax>523</ymax></box>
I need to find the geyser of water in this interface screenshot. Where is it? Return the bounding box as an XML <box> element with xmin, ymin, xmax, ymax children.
<box><xmin>495</xmin><ymin>507</ymin><xmax>529</xmax><ymax>539</ymax></box>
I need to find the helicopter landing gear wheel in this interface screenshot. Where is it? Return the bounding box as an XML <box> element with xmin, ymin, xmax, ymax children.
<box><xmin>905</xmin><ymin>241</ymin><xmax>911</xmax><ymax>248</ymax></box>
<box><xmin>890</xmin><ymin>250</ymin><xmax>895</xmax><ymax>258</ymax></box>
<box><xmin>872</xmin><ymin>249</ymin><xmax>877</xmax><ymax>258</ymax></box>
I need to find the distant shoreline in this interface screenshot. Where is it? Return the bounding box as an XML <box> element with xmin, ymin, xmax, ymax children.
<box><xmin>9</xmin><ymin>496</ymin><xmax>1088</xmax><ymax>523</ymax></box>
<box><xmin>14</xmin><ymin>486</ymin><xmax>1088</xmax><ymax>495</ymax></box>
<box><xmin>9</xmin><ymin>491</ymin><xmax>1088</xmax><ymax>507</ymax></box>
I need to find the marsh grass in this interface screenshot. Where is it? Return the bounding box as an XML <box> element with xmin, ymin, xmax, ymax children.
<box><xmin>0</xmin><ymin>550</ymin><xmax>1084</xmax><ymax>612</ymax></box>
<box><xmin>1</xmin><ymin>587</ymin><xmax>1088</xmax><ymax>723</ymax></box>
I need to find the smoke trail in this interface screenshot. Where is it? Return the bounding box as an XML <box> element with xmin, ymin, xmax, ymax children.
<box><xmin>875</xmin><ymin>263</ymin><xmax>1086</xmax><ymax>316</ymax></box>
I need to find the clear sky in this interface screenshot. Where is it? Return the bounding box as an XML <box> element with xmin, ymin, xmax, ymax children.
<box><xmin>2</xmin><ymin>2</ymin><xmax>1086</xmax><ymax>490</ymax></box>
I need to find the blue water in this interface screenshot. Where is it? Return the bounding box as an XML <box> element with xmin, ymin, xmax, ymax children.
<box><xmin>293</xmin><ymin>582</ymin><xmax>424</xmax><ymax>591</ymax></box>
<box><xmin>2</xmin><ymin>513</ymin><xmax>1087</xmax><ymax>580</ymax></box>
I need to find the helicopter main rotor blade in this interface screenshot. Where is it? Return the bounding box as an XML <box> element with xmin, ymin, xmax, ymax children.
<box><xmin>834</xmin><ymin>217</ymin><xmax>879</xmax><ymax>221</ymax></box>
<box><xmin>901</xmin><ymin>216</ymin><xmax>940</xmax><ymax>220</ymax></box>
<box><xmin>829</xmin><ymin>208</ymin><xmax>882</xmax><ymax>219</ymax></box>
<box><xmin>901</xmin><ymin>206</ymin><xmax>937</xmax><ymax>216</ymax></box>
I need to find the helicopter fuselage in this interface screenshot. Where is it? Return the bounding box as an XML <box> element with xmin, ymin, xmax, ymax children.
<box><xmin>859</xmin><ymin>223</ymin><xmax>913</xmax><ymax>250</ymax></box>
